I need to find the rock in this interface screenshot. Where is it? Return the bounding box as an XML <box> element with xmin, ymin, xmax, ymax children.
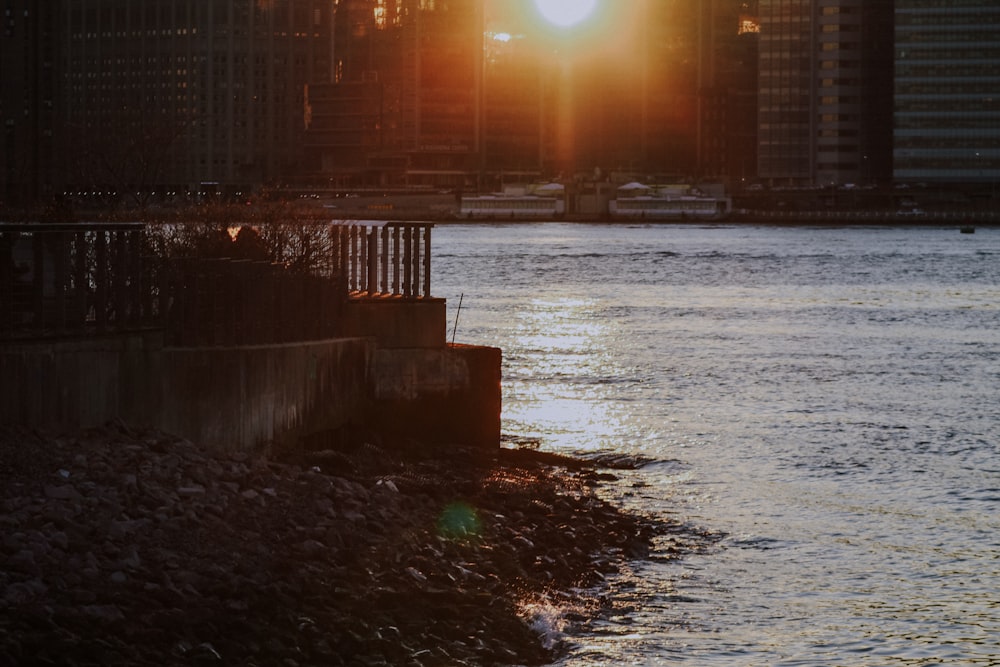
<box><xmin>81</xmin><ymin>604</ymin><xmax>126</xmax><ymax>625</ymax></box>
<box><xmin>405</xmin><ymin>566</ymin><xmax>427</xmax><ymax>584</ymax></box>
<box><xmin>377</xmin><ymin>478</ymin><xmax>399</xmax><ymax>493</ymax></box>
<box><xmin>43</xmin><ymin>484</ymin><xmax>82</xmax><ymax>501</ymax></box>
<box><xmin>0</xmin><ymin>426</ymin><xmax>669</xmax><ymax>667</ymax></box>
<box><xmin>7</xmin><ymin>549</ymin><xmax>39</xmax><ymax>575</ymax></box>
<box><xmin>3</xmin><ymin>580</ymin><xmax>46</xmax><ymax>605</ymax></box>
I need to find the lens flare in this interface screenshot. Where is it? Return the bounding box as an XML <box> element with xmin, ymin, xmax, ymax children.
<box><xmin>437</xmin><ymin>502</ymin><xmax>483</xmax><ymax>540</ymax></box>
<box><xmin>533</xmin><ymin>0</ymin><xmax>598</xmax><ymax>28</ymax></box>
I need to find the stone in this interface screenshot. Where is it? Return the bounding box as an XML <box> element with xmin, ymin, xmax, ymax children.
<box><xmin>0</xmin><ymin>426</ymin><xmax>667</xmax><ymax>667</ymax></box>
<box><xmin>43</xmin><ymin>485</ymin><xmax>82</xmax><ymax>501</ymax></box>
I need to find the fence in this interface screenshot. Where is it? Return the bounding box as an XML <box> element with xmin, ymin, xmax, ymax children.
<box><xmin>2</xmin><ymin>221</ymin><xmax>436</xmax><ymax>344</ymax></box>
<box><xmin>1</xmin><ymin>223</ymin><xmax>163</xmax><ymax>339</ymax></box>
<box><xmin>336</xmin><ymin>222</ymin><xmax>433</xmax><ymax>298</ymax></box>
<box><xmin>167</xmin><ymin>257</ymin><xmax>345</xmax><ymax>346</ymax></box>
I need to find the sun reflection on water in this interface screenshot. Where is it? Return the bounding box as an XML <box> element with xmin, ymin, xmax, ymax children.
<box><xmin>502</xmin><ymin>297</ymin><xmax>634</xmax><ymax>451</ymax></box>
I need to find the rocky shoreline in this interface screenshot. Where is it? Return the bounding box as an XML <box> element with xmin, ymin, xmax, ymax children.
<box><xmin>1</xmin><ymin>423</ymin><xmax>671</xmax><ymax>666</ymax></box>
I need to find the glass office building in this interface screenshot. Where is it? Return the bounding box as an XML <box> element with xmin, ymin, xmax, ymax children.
<box><xmin>757</xmin><ymin>0</ymin><xmax>893</xmax><ymax>186</ymax></box>
<box><xmin>894</xmin><ymin>0</ymin><xmax>1000</xmax><ymax>183</ymax></box>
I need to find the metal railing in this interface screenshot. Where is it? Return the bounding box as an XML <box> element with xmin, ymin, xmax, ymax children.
<box><xmin>3</xmin><ymin>221</ymin><xmax>437</xmax><ymax>343</ymax></box>
<box><xmin>1</xmin><ymin>223</ymin><xmax>163</xmax><ymax>339</ymax></box>
<box><xmin>336</xmin><ymin>222</ymin><xmax>433</xmax><ymax>298</ymax></box>
<box><xmin>166</xmin><ymin>257</ymin><xmax>346</xmax><ymax>347</ymax></box>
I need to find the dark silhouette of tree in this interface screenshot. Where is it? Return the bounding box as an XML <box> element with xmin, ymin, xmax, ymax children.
<box><xmin>62</xmin><ymin>111</ymin><xmax>189</xmax><ymax>209</ymax></box>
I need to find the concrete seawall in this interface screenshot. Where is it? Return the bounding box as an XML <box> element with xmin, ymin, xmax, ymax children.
<box><xmin>2</xmin><ymin>332</ymin><xmax>501</xmax><ymax>454</ymax></box>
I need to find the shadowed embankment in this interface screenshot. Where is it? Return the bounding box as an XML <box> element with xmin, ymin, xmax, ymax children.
<box><xmin>0</xmin><ymin>423</ymin><xmax>676</xmax><ymax>666</ymax></box>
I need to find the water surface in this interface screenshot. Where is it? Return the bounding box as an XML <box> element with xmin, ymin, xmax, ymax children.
<box><xmin>433</xmin><ymin>223</ymin><xmax>1000</xmax><ymax>665</ymax></box>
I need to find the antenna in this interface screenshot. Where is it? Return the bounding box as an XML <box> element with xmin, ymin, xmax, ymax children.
<box><xmin>451</xmin><ymin>293</ymin><xmax>464</xmax><ymax>345</ymax></box>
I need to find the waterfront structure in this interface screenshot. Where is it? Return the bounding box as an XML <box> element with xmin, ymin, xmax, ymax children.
<box><xmin>894</xmin><ymin>0</ymin><xmax>1000</xmax><ymax>185</ymax></box>
<box><xmin>757</xmin><ymin>0</ymin><xmax>893</xmax><ymax>187</ymax></box>
<box><xmin>608</xmin><ymin>182</ymin><xmax>732</xmax><ymax>220</ymax></box>
<box><xmin>1</xmin><ymin>220</ymin><xmax>500</xmax><ymax>451</ymax></box>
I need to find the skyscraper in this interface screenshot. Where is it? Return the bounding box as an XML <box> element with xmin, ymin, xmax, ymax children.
<box><xmin>894</xmin><ymin>0</ymin><xmax>1000</xmax><ymax>185</ymax></box>
<box><xmin>56</xmin><ymin>0</ymin><xmax>335</xmax><ymax>200</ymax></box>
<box><xmin>697</xmin><ymin>0</ymin><xmax>760</xmax><ymax>187</ymax></box>
<box><xmin>1</xmin><ymin>0</ymin><xmax>60</xmax><ymax>207</ymax></box>
<box><xmin>756</xmin><ymin>0</ymin><xmax>893</xmax><ymax>187</ymax></box>
<box><xmin>303</xmin><ymin>0</ymin><xmax>482</xmax><ymax>189</ymax></box>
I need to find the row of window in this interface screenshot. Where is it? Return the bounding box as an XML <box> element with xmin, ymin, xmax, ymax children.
<box><xmin>897</xmin><ymin>100</ymin><xmax>1000</xmax><ymax>112</ymax></box>
<box><xmin>461</xmin><ymin>199</ymin><xmax>557</xmax><ymax>210</ymax></box>
<box><xmin>896</xmin><ymin>63</ymin><xmax>1000</xmax><ymax>77</ymax></box>
<box><xmin>897</xmin><ymin>16</ymin><xmax>1000</xmax><ymax>28</ymax></box>
<box><xmin>894</xmin><ymin>157</ymin><xmax>1000</xmax><ymax>169</ymax></box>
<box><xmin>896</xmin><ymin>116</ymin><xmax>1000</xmax><ymax>129</ymax></box>
<box><xmin>897</xmin><ymin>48</ymin><xmax>1000</xmax><ymax>60</ymax></box>
<box><xmin>895</xmin><ymin>136</ymin><xmax>1000</xmax><ymax>149</ymax></box>
<box><xmin>615</xmin><ymin>200</ymin><xmax>717</xmax><ymax>211</ymax></box>
<box><xmin>898</xmin><ymin>0</ymin><xmax>998</xmax><ymax>9</ymax></box>
<box><xmin>70</xmin><ymin>28</ymin><xmax>326</xmax><ymax>40</ymax></box>
<box><xmin>897</xmin><ymin>81</ymin><xmax>1000</xmax><ymax>95</ymax></box>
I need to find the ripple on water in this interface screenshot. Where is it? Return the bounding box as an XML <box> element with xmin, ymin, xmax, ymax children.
<box><xmin>433</xmin><ymin>224</ymin><xmax>1000</xmax><ymax>665</ymax></box>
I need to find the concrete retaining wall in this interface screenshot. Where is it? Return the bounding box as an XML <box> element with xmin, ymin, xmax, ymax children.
<box><xmin>373</xmin><ymin>343</ymin><xmax>501</xmax><ymax>448</ymax></box>
<box><xmin>2</xmin><ymin>333</ymin><xmax>500</xmax><ymax>454</ymax></box>
<box><xmin>342</xmin><ymin>298</ymin><xmax>447</xmax><ymax>348</ymax></box>
<box><xmin>0</xmin><ymin>332</ymin><xmax>166</xmax><ymax>430</ymax></box>
<box><xmin>157</xmin><ymin>338</ymin><xmax>373</xmax><ymax>454</ymax></box>
<box><xmin>0</xmin><ymin>335</ymin><xmax>374</xmax><ymax>455</ymax></box>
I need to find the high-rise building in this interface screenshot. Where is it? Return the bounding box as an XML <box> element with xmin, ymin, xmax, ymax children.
<box><xmin>757</xmin><ymin>0</ymin><xmax>893</xmax><ymax>187</ymax></box>
<box><xmin>894</xmin><ymin>0</ymin><xmax>1000</xmax><ymax>185</ymax></box>
<box><xmin>303</xmin><ymin>0</ymin><xmax>482</xmax><ymax>189</ymax></box>
<box><xmin>304</xmin><ymin>0</ymin><xmax>704</xmax><ymax>190</ymax></box>
<box><xmin>757</xmin><ymin>0</ymin><xmax>815</xmax><ymax>184</ymax></box>
<box><xmin>55</xmin><ymin>0</ymin><xmax>334</xmax><ymax>201</ymax></box>
<box><xmin>697</xmin><ymin>0</ymin><xmax>760</xmax><ymax>187</ymax></box>
<box><xmin>1</xmin><ymin>0</ymin><xmax>60</xmax><ymax>207</ymax></box>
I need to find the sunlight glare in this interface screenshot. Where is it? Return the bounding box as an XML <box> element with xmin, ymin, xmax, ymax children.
<box><xmin>534</xmin><ymin>0</ymin><xmax>598</xmax><ymax>28</ymax></box>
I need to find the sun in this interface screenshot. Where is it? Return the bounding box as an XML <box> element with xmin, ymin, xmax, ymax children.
<box><xmin>533</xmin><ymin>0</ymin><xmax>598</xmax><ymax>28</ymax></box>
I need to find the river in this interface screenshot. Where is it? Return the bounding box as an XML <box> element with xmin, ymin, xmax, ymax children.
<box><xmin>431</xmin><ymin>223</ymin><xmax>1000</xmax><ymax>666</ymax></box>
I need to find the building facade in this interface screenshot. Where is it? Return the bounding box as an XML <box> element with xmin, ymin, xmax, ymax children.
<box><xmin>304</xmin><ymin>0</ymin><xmax>706</xmax><ymax>191</ymax></box>
<box><xmin>1</xmin><ymin>0</ymin><xmax>60</xmax><ymax>207</ymax></box>
<box><xmin>303</xmin><ymin>0</ymin><xmax>482</xmax><ymax>190</ymax></box>
<box><xmin>757</xmin><ymin>0</ymin><xmax>893</xmax><ymax>187</ymax></box>
<box><xmin>894</xmin><ymin>0</ymin><xmax>1000</xmax><ymax>185</ymax></box>
<box><xmin>697</xmin><ymin>0</ymin><xmax>760</xmax><ymax>187</ymax></box>
<box><xmin>61</xmin><ymin>0</ymin><xmax>336</xmax><ymax>201</ymax></box>
<box><xmin>2</xmin><ymin>0</ymin><xmax>337</xmax><ymax>207</ymax></box>
<box><xmin>14</xmin><ymin>0</ymin><xmax>998</xmax><ymax>209</ymax></box>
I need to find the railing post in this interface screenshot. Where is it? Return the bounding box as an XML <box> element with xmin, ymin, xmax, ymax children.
<box><xmin>392</xmin><ymin>225</ymin><xmax>401</xmax><ymax>295</ymax></box>
<box><xmin>422</xmin><ymin>225</ymin><xmax>431</xmax><ymax>298</ymax></box>
<box><xmin>381</xmin><ymin>225</ymin><xmax>390</xmax><ymax>295</ymax></box>
<box><xmin>367</xmin><ymin>226</ymin><xmax>378</xmax><ymax>297</ymax></box>
<box><xmin>95</xmin><ymin>230</ymin><xmax>108</xmax><ymax>331</ymax></box>
<box><xmin>113</xmin><ymin>230</ymin><xmax>128</xmax><ymax>328</ymax></box>
<box><xmin>53</xmin><ymin>230</ymin><xmax>70</xmax><ymax>331</ymax></box>
<box><xmin>402</xmin><ymin>225</ymin><xmax>412</xmax><ymax>298</ymax></box>
<box><xmin>32</xmin><ymin>232</ymin><xmax>44</xmax><ymax>327</ymax></box>
<box><xmin>128</xmin><ymin>229</ymin><xmax>143</xmax><ymax>325</ymax></box>
<box><xmin>349</xmin><ymin>225</ymin><xmax>359</xmax><ymax>292</ymax></box>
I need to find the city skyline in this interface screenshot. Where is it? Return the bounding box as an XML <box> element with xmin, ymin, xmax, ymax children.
<box><xmin>2</xmin><ymin>0</ymin><xmax>999</xmax><ymax>210</ymax></box>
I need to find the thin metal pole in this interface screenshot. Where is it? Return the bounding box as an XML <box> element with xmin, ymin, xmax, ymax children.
<box><xmin>451</xmin><ymin>293</ymin><xmax>463</xmax><ymax>345</ymax></box>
